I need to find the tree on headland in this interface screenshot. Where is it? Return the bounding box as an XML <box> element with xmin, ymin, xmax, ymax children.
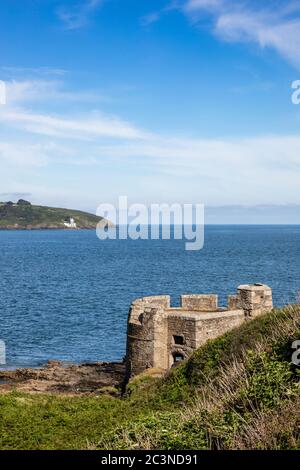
<box><xmin>17</xmin><ymin>199</ymin><xmax>31</xmax><ymax>206</ymax></box>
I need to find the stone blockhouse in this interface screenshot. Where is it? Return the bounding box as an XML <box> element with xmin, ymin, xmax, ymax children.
<box><xmin>125</xmin><ymin>283</ymin><xmax>273</xmax><ymax>379</ymax></box>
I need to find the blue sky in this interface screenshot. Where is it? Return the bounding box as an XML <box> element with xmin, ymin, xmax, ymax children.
<box><xmin>0</xmin><ymin>0</ymin><xmax>300</xmax><ymax>221</ymax></box>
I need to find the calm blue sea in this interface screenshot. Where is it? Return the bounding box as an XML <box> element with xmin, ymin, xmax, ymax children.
<box><xmin>0</xmin><ymin>226</ymin><xmax>299</xmax><ymax>369</ymax></box>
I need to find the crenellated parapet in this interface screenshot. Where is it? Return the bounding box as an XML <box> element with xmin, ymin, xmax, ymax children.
<box><xmin>180</xmin><ymin>294</ymin><xmax>218</xmax><ymax>311</ymax></box>
<box><xmin>125</xmin><ymin>284</ymin><xmax>273</xmax><ymax>380</ymax></box>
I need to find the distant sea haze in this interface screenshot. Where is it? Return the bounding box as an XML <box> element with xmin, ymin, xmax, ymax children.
<box><xmin>0</xmin><ymin>225</ymin><xmax>299</xmax><ymax>368</ymax></box>
<box><xmin>205</xmin><ymin>205</ymin><xmax>300</xmax><ymax>224</ymax></box>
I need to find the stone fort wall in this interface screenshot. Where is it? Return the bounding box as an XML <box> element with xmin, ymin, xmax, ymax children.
<box><xmin>125</xmin><ymin>284</ymin><xmax>273</xmax><ymax>380</ymax></box>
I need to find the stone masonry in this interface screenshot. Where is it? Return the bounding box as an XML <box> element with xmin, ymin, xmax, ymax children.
<box><xmin>125</xmin><ymin>283</ymin><xmax>273</xmax><ymax>379</ymax></box>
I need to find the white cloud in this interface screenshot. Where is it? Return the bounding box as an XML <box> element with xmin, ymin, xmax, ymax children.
<box><xmin>88</xmin><ymin>129</ymin><xmax>300</xmax><ymax>205</ymax></box>
<box><xmin>0</xmin><ymin>79</ymin><xmax>141</xmax><ymax>140</ymax></box>
<box><xmin>1</xmin><ymin>76</ymin><xmax>300</xmax><ymax>206</ymax></box>
<box><xmin>182</xmin><ymin>0</ymin><xmax>300</xmax><ymax>69</ymax></box>
<box><xmin>185</xmin><ymin>0</ymin><xmax>222</xmax><ymax>12</ymax></box>
<box><xmin>57</xmin><ymin>0</ymin><xmax>105</xmax><ymax>30</ymax></box>
<box><xmin>2</xmin><ymin>102</ymin><xmax>300</xmax><ymax>204</ymax></box>
<box><xmin>2</xmin><ymin>123</ymin><xmax>300</xmax><ymax>205</ymax></box>
<box><xmin>0</xmin><ymin>107</ymin><xmax>147</xmax><ymax>140</ymax></box>
<box><xmin>140</xmin><ymin>1</ymin><xmax>178</xmax><ymax>27</ymax></box>
<box><xmin>0</xmin><ymin>66</ymin><xmax>67</xmax><ymax>78</ymax></box>
<box><xmin>4</xmin><ymin>79</ymin><xmax>106</xmax><ymax>105</ymax></box>
<box><xmin>0</xmin><ymin>142</ymin><xmax>50</xmax><ymax>167</ymax></box>
<box><xmin>141</xmin><ymin>12</ymin><xmax>161</xmax><ymax>26</ymax></box>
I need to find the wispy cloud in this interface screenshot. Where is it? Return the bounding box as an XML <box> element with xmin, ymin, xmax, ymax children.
<box><xmin>1</xmin><ymin>75</ymin><xmax>300</xmax><ymax>206</ymax></box>
<box><xmin>141</xmin><ymin>12</ymin><xmax>162</xmax><ymax>27</ymax></box>
<box><xmin>184</xmin><ymin>0</ymin><xmax>223</xmax><ymax>12</ymax></box>
<box><xmin>0</xmin><ymin>107</ymin><xmax>146</xmax><ymax>140</ymax></box>
<box><xmin>2</xmin><ymin>104</ymin><xmax>300</xmax><ymax>204</ymax></box>
<box><xmin>182</xmin><ymin>0</ymin><xmax>300</xmax><ymax>69</ymax></box>
<box><xmin>0</xmin><ymin>78</ymin><xmax>146</xmax><ymax>140</ymax></box>
<box><xmin>0</xmin><ymin>66</ymin><xmax>67</xmax><ymax>78</ymax></box>
<box><xmin>141</xmin><ymin>1</ymin><xmax>178</xmax><ymax>27</ymax></box>
<box><xmin>0</xmin><ymin>142</ymin><xmax>50</xmax><ymax>167</ymax></box>
<box><xmin>4</xmin><ymin>79</ymin><xmax>106</xmax><ymax>105</ymax></box>
<box><xmin>57</xmin><ymin>0</ymin><xmax>105</xmax><ymax>30</ymax></box>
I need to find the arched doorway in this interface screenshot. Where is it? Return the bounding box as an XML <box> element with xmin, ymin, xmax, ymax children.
<box><xmin>172</xmin><ymin>351</ymin><xmax>184</xmax><ymax>366</ymax></box>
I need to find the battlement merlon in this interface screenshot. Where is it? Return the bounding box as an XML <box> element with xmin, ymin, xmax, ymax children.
<box><xmin>129</xmin><ymin>295</ymin><xmax>171</xmax><ymax>325</ymax></box>
<box><xmin>180</xmin><ymin>294</ymin><xmax>218</xmax><ymax>311</ymax></box>
<box><xmin>228</xmin><ymin>284</ymin><xmax>273</xmax><ymax>316</ymax></box>
<box><xmin>236</xmin><ymin>283</ymin><xmax>273</xmax><ymax>317</ymax></box>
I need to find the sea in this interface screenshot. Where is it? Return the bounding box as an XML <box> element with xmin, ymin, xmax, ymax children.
<box><xmin>0</xmin><ymin>225</ymin><xmax>299</xmax><ymax>369</ymax></box>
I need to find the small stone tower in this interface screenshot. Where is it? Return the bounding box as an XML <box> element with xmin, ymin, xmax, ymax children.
<box><xmin>235</xmin><ymin>283</ymin><xmax>273</xmax><ymax>318</ymax></box>
<box><xmin>125</xmin><ymin>284</ymin><xmax>273</xmax><ymax>380</ymax></box>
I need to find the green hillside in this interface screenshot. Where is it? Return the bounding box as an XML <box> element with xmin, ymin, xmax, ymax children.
<box><xmin>0</xmin><ymin>304</ymin><xmax>300</xmax><ymax>449</ymax></box>
<box><xmin>0</xmin><ymin>200</ymin><xmax>103</xmax><ymax>229</ymax></box>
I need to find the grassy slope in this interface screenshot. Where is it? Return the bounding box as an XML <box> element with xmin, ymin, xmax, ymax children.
<box><xmin>0</xmin><ymin>203</ymin><xmax>102</xmax><ymax>229</ymax></box>
<box><xmin>0</xmin><ymin>305</ymin><xmax>300</xmax><ymax>450</ymax></box>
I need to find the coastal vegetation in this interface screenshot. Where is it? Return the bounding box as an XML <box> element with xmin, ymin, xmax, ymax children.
<box><xmin>0</xmin><ymin>305</ymin><xmax>300</xmax><ymax>450</ymax></box>
<box><xmin>0</xmin><ymin>200</ymin><xmax>102</xmax><ymax>229</ymax></box>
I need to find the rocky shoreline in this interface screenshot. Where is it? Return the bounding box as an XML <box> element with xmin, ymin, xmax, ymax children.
<box><xmin>0</xmin><ymin>360</ymin><xmax>125</xmax><ymax>396</ymax></box>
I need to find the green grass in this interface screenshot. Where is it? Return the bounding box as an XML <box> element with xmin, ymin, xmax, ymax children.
<box><xmin>1</xmin><ymin>305</ymin><xmax>300</xmax><ymax>450</ymax></box>
<box><xmin>0</xmin><ymin>393</ymin><xmax>133</xmax><ymax>450</ymax></box>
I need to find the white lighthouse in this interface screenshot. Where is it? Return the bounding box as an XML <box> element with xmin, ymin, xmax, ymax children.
<box><xmin>63</xmin><ymin>217</ymin><xmax>77</xmax><ymax>228</ymax></box>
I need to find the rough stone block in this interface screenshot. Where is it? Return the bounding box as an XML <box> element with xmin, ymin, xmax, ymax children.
<box><xmin>180</xmin><ymin>294</ymin><xmax>218</xmax><ymax>311</ymax></box>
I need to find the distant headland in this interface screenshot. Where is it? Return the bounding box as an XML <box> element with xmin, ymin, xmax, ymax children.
<box><xmin>0</xmin><ymin>199</ymin><xmax>103</xmax><ymax>230</ymax></box>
